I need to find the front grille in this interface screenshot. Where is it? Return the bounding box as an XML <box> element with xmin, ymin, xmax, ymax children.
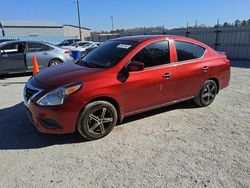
<box><xmin>25</xmin><ymin>87</ymin><xmax>38</xmax><ymax>102</ymax></box>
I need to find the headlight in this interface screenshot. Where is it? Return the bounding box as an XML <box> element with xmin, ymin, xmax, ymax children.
<box><xmin>37</xmin><ymin>82</ymin><xmax>82</xmax><ymax>106</ymax></box>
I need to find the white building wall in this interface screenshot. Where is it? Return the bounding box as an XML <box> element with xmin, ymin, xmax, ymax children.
<box><xmin>63</xmin><ymin>25</ymin><xmax>91</xmax><ymax>39</ymax></box>
<box><xmin>1</xmin><ymin>20</ymin><xmax>91</xmax><ymax>39</ymax></box>
<box><xmin>4</xmin><ymin>27</ymin><xmax>64</xmax><ymax>36</ymax></box>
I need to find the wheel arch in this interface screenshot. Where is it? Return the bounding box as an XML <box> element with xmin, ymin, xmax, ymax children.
<box><xmin>48</xmin><ymin>58</ymin><xmax>64</xmax><ymax>67</ymax></box>
<box><xmin>87</xmin><ymin>96</ymin><xmax>123</xmax><ymax>123</ymax></box>
<box><xmin>208</xmin><ymin>77</ymin><xmax>220</xmax><ymax>94</ymax></box>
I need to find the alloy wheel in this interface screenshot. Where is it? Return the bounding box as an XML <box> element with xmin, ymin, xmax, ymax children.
<box><xmin>201</xmin><ymin>83</ymin><xmax>216</xmax><ymax>105</ymax></box>
<box><xmin>87</xmin><ymin>107</ymin><xmax>113</xmax><ymax>135</ymax></box>
<box><xmin>50</xmin><ymin>61</ymin><xmax>62</xmax><ymax>66</ymax></box>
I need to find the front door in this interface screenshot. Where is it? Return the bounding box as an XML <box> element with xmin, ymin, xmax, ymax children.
<box><xmin>0</xmin><ymin>42</ymin><xmax>26</xmax><ymax>74</ymax></box>
<box><xmin>120</xmin><ymin>40</ymin><xmax>176</xmax><ymax>115</ymax></box>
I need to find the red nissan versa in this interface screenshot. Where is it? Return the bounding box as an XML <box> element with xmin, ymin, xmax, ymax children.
<box><xmin>23</xmin><ymin>35</ymin><xmax>230</xmax><ymax>140</ymax></box>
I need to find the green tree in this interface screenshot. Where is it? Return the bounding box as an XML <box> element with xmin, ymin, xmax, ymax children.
<box><xmin>247</xmin><ymin>19</ymin><xmax>250</xmax><ymax>25</ymax></box>
<box><xmin>234</xmin><ymin>20</ymin><xmax>241</xmax><ymax>26</ymax></box>
<box><xmin>223</xmin><ymin>22</ymin><xmax>229</xmax><ymax>27</ymax></box>
<box><xmin>242</xmin><ymin>20</ymin><xmax>247</xmax><ymax>26</ymax></box>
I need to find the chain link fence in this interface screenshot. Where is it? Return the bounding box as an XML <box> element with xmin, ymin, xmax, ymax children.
<box><xmin>88</xmin><ymin>26</ymin><xmax>250</xmax><ymax>61</ymax></box>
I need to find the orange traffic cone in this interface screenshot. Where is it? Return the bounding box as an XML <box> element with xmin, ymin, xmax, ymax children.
<box><xmin>33</xmin><ymin>55</ymin><xmax>40</xmax><ymax>75</ymax></box>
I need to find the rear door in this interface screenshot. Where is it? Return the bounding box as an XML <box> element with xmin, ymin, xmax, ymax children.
<box><xmin>173</xmin><ymin>40</ymin><xmax>207</xmax><ymax>100</ymax></box>
<box><xmin>0</xmin><ymin>42</ymin><xmax>26</xmax><ymax>74</ymax></box>
<box><xmin>26</xmin><ymin>42</ymin><xmax>54</xmax><ymax>70</ymax></box>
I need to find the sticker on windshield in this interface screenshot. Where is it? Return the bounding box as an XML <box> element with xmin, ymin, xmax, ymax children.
<box><xmin>117</xmin><ymin>44</ymin><xmax>132</xmax><ymax>49</ymax></box>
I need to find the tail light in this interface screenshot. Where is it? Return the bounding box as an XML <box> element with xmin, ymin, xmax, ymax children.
<box><xmin>225</xmin><ymin>59</ymin><xmax>231</xmax><ymax>66</ymax></box>
<box><xmin>64</xmin><ymin>50</ymin><xmax>71</xmax><ymax>54</ymax></box>
<box><xmin>217</xmin><ymin>51</ymin><xmax>227</xmax><ymax>55</ymax></box>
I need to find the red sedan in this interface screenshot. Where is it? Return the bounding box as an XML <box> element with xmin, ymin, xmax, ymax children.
<box><xmin>24</xmin><ymin>35</ymin><xmax>230</xmax><ymax>140</ymax></box>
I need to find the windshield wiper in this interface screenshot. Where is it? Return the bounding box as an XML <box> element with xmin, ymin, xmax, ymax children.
<box><xmin>79</xmin><ymin>60</ymin><xmax>105</xmax><ymax>68</ymax></box>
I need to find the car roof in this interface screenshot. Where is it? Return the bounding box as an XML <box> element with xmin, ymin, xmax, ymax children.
<box><xmin>111</xmin><ymin>35</ymin><xmax>204</xmax><ymax>45</ymax></box>
<box><xmin>0</xmin><ymin>40</ymin><xmax>61</xmax><ymax>49</ymax></box>
<box><xmin>0</xmin><ymin>40</ymin><xmax>56</xmax><ymax>45</ymax></box>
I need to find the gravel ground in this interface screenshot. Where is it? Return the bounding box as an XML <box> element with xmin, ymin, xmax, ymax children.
<box><xmin>0</xmin><ymin>65</ymin><xmax>249</xmax><ymax>188</ymax></box>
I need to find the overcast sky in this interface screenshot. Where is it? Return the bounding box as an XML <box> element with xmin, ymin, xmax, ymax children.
<box><xmin>0</xmin><ymin>0</ymin><xmax>249</xmax><ymax>31</ymax></box>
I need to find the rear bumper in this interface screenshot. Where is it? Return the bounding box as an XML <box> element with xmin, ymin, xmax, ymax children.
<box><xmin>219</xmin><ymin>68</ymin><xmax>230</xmax><ymax>90</ymax></box>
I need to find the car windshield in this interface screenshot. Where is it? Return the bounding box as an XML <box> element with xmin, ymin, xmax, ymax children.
<box><xmin>70</xmin><ymin>42</ymin><xmax>77</xmax><ymax>46</ymax></box>
<box><xmin>59</xmin><ymin>40</ymin><xmax>71</xmax><ymax>46</ymax></box>
<box><xmin>79</xmin><ymin>40</ymin><xmax>138</xmax><ymax>68</ymax></box>
<box><xmin>78</xmin><ymin>42</ymin><xmax>91</xmax><ymax>47</ymax></box>
<box><xmin>81</xmin><ymin>43</ymin><xmax>93</xmax><ymax>48</ymax></box>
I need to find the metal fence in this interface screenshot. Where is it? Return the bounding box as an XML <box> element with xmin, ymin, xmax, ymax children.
<box><xmin>0</xmin><ymin>35</ymin><xmax>77</xmax><ymax>45</ymax></box>
<box><xmin>88</xmin><ymin>26</ymin><xmax>250</xmax><ymax>60</ymax></box>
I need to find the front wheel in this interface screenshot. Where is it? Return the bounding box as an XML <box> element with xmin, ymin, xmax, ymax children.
<box><xmin>193</xmin><ymin>80</ymin><xmax>218</xmax><ymax>107</ymax></box>
<box><xmin>77</xmin><ymin>101</ymin><xmax>118</xmax><ymax>140</ymax></box>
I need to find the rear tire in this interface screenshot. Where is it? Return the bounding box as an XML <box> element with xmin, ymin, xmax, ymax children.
<box><xmin>194</xmin><ymin>80</ymin><xmax>218</xmax><ymax>107</ymax></box>
<box><xmin>49</xmin><ymin>59</ymin><xmax>63</xmax><ymax>67</ymax></box>
<box><xmin>77</xmin><ymin>101</ymin><xmax>118</xmax><ymax>140</ymax></box>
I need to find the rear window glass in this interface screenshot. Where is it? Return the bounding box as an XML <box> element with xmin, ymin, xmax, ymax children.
<box><xmin>175</xmin><ymin>41</ymin><xmax>206</xmax><ymax>62</ymax></box>
<box><xmin>196</xmin><ymin>45</ymin><xmax>206</xmax><ymax>58</ymax></box>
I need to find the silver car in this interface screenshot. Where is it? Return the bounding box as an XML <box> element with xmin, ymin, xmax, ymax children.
<box><xmin>0</xmin><ymin>41</ymin><xmax>74</xmax><ymax>75</ymax></box>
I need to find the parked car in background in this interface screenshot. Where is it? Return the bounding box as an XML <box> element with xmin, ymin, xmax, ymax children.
<box><xmin>62</xmin><ymin>41</ymin><xmax>98</xmax><ymax>54</ymax></box>
<box><xmin>0</xmin><ymin>39</ymin><xmax>17</xmax><ymax>43</ymax></box>
<box><xmin>0</xmin><ymin>41</ymin><xmax>74</xmax><ymax>75</ymax></box>
<box><xmin>81</xmin><ymin>46</ymin><xmax>98</xmax><ymax>57</ymax></box>
<box><xmin>24</xmin><ymin>35</ymin><xmax>230</xmax><ymax>140</ymax></box>
<box><xmin>57</xmin><ymin>39</ymin><xmax>81</xmax><ymax>47</ymax></box>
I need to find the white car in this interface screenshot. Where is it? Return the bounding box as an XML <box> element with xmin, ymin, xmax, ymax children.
<box><xmin>62</xmin><ymin>41</ymin><xmax>98</xmax><ymax>53</ymax></box>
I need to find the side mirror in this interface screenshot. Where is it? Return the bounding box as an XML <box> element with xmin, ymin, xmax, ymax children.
<box><xmin>127</xmin><ymin>61</ymin><xmax>144</xmax><ymax>72</ymax></box>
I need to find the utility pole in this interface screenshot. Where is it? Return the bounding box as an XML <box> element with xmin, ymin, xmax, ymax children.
<box><xmin>214</xmin><ymin>19</ymin><xmax>221</xmax><ymax>50</ymax></box>
<box><xmin>0</xmin><ymin>22</ymin><xmax>5</xmax><ymax>36</ymax></box>
<box><xmin>186</xmin><ymin>22</ymin><xmax>190</xmax><ymax>37</ymax></box>
<box><xmin>110</xmin><ymin>16</ymin><xmax>114</xmax><ymax>33</ymax></box>
<box><xmin>76</xmin><ymin>0</ymin><xmax>82</xmax><ymax>40</ymax></box>
<box><xmin>216</xmin><ymin>19</ymin><xmax>220</xmax><ymax>27</ymax></box>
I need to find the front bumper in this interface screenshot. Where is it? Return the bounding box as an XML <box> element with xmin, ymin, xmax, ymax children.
<box><xmin>23</xmin><ymin>79</ymin><xmax>86</xmax><ymax>134</ymax></box>
<box><xmin>25</xmin><ymin>98</ymin><xmax>85</xmax><ymax>134</ymax></box>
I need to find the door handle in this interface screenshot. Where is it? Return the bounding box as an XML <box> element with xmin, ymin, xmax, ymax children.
<box><xmin>42</xmin><ymin>52</ymin><xmax>48</xmax><ymax>55</ymax></box>
<box><xmin>163</xmin><ymin>73</ymin><xmax>172</xmax><ymax>78</ymax></box>
<box><xmin>202</xmin><ymin>66</ymin><xmax>209</xmax><ymax>71</ymax></box>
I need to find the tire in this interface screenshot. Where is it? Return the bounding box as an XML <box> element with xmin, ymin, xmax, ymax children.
<box><xmin>77</xmin><ymin>101</ymin><xmax>118</xmax><ymax>140</ymax></box>
<box><xmin>193</xmin><ymin>80</ymin><xmax>218</xmax><ymax>107</ymax></box>
<box><xmin>49</xmin><ymin>59</ymin><xmax>63</xmax><ymax>67</ymax></box>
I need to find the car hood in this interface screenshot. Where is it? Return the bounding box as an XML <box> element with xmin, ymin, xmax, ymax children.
<box><xmin>34</xmin><ymin>63</ymin><xmax>102</xmax><ymax>87</ymax></box>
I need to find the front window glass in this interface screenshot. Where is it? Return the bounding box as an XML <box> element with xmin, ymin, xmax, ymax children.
<box><xmin>132</xmin><ymin>41</ymin><xmax>170</xmax><ymax>68</ymax></box>
<box><xmin>0</xmin><ymin>42</ymin><xmax>25</xmax><ymax>54</ymax></box>
<box><xmin>79</xmin><ymin>40</ymin><xmax>138</xmax><ymax>68</ymax></box>
<box><xmin>27</xmin><ymin>43</ymin><xmax>52</xmax><ymax>52</ymax></box>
